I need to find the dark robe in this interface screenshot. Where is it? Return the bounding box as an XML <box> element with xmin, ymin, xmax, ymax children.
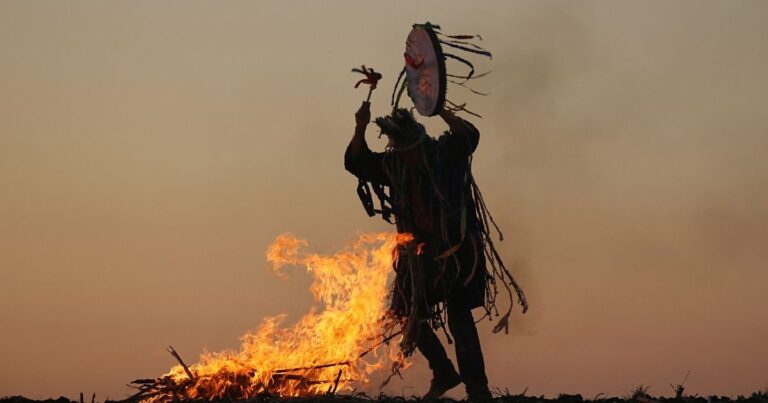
<box><xmin>345</xmin><ymin>116</ymin><xmax>495</xmax><ymax>394</ymax></box>
<box><xmin>344</xmin><ymin>118</ymin><xmax>487</xmax><ymax>316</ymax></box>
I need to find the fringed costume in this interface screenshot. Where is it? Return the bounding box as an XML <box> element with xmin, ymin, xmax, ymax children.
<box><xmin>345</xmin><ymin>108</ymin><xmax>527</xmax><ymax>397</ymax></box>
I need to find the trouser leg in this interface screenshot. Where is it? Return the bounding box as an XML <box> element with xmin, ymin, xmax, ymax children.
<box><xmin>446</xmin><ymin>300</ymin><xmax>489</xmax><ymax>395</ymax></box>
<box><xmin>415</xmin><ymin>319</ymin><xmax>456</xmax><ymax>378</ymax></box>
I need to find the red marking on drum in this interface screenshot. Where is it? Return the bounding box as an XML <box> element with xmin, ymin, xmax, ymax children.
<box><xmin>404</xmin><ymin>53</ymin><xmax>424</xmax><ymax>69</ymax></box>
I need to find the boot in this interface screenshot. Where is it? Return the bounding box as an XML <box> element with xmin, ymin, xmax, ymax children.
<box><xmin>423</xmin><ymin>366</ymin><xmax>461</xmax><ymax>399</ymax></box>
<box><xmin>466</xmin><ymin>382</ymin><xmax>494</xmax><ymax>402</ymax></box>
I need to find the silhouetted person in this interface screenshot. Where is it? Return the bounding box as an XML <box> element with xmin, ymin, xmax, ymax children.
<box><xmin>346</xmin><ymin>101</ymin><xmax>521</xmax><ymax>402</ymax></box>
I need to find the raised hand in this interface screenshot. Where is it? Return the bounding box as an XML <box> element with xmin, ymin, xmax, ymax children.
<box><xmin>355</xmin><ymin>101</ymin><xmax>371</xmax><ymax>127</ymax></box>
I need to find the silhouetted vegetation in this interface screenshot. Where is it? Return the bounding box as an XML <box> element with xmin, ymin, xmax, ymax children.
<box><xmin>3</xmin><ymin>388</ymin><xmax>768</xmax><ymax>403</ymax></box>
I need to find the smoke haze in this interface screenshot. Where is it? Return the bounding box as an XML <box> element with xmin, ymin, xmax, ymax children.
<box><xmin>1</xmin><ymin>1</ymin><xmax>766</xmax><ymax>399</ymax></box>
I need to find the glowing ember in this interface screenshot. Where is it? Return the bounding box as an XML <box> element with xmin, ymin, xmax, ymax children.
<box><xmin>139</xmin><ymin>232</ymin><xmax>412</xmax><ymax>401</ymax></box>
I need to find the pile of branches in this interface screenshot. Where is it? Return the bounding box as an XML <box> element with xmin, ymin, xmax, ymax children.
<box><xmin>126</xmin><ymin>347</ymin><xmax>346</xmax><ymax>402</ymax></box>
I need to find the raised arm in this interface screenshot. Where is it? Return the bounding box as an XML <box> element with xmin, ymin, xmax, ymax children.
<box><xmin>344</xmin><ymin>102</ymin><xmax>391</xmax><ymax>185</ymax></box>
<box><xmin>438</xmin><ymin>109</ymin><xmax>480</xmax><ymax>160</ymax></box>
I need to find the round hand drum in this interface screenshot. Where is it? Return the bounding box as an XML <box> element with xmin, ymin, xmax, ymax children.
<box><xmin>404</xmin><ymin>24</ymin><xmax>446</xmax><ymax>117</ymax></box>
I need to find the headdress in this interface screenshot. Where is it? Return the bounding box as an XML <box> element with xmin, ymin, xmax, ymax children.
<box><xmin>374</xmin><ymin>108</ymin><xmax>427</xmax><ymax>149</ymax></box>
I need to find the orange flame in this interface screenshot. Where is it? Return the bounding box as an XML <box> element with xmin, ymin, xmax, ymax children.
<box><xmin>151</xmin><ymin>232</ymin><xmax>411</xmax><ymax>401</ymax></box>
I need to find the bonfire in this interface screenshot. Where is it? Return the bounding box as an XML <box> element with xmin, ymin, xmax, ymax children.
<box><xmin>129</xmin><ymin>233</ymin><xmax>412</xmax><ymax>402</ymax></box>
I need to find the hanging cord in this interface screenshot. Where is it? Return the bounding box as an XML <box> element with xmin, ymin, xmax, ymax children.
<box><xmin>391</xmin><ymin>67</ymin><xmax>407</xmax><ymax>108</ymax></box>
<box><xmin>468</xmin><ymin>170</ymin><xmax>529</xmax><ymax>335</ymax></box>
<box><xmin>445</xmin><ymin>99</ymin><xmax>483</xmax><ymax>118</ymax></box>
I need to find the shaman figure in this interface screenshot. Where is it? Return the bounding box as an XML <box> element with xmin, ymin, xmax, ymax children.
<box><xmin>344</xmin><ymin>101</ymin><xmax>527</xmax><ymax>401</ymax></box>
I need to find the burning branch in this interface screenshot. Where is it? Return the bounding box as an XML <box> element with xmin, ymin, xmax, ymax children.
<box><xmin>274</xmin><ymin>361</ymin><xmax>350</xmax><ymax>374</ymax></box>
<box><xmin>166</xmin><ymin>346</ymin><xmax>195</xmax><ymax>381</ymax></box>
<box><xmin>328</xmin><ymin>369</ymin><xmax>343</xmax><ymax>396</ymax></box>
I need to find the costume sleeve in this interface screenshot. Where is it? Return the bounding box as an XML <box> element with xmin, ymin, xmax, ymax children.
<box><xmin>439</xmin><ymin>115</ymin><xmax>480</xmax><ymax>161</ymax></box>
<box><xmin>345</xmin><ymin>145</ymin><xmax>391</xmax><ymax>186</ymax></box>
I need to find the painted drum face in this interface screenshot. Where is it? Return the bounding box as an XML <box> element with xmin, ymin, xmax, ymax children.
<box><xmin>404</xmin><ymin>25</ymin><xmax>446</xmax><ymax>116</ymax></box>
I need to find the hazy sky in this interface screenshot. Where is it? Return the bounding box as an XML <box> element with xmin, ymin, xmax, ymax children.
<box><xmin>1</xmin><ymin>1</ymin><xmax>767</xmax><ymax>400</ymax></box>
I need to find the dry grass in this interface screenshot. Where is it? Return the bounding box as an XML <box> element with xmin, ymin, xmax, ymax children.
<box><xmin>3</xmin><ymin>388</ymin><xmax>768</xmax><ymax>403</ymax></box>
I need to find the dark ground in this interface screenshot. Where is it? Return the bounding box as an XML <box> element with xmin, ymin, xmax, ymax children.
<box><xmin>3</xmin><ymin>391</ymin><xmax>768</xmax><ymax>403</ymax></box>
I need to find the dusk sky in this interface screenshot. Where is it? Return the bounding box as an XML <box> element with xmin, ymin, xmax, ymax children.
<box><xmin>1</xmin><ymin>1</ymin><xmax>767</xmax><ymax>400</ymax></box>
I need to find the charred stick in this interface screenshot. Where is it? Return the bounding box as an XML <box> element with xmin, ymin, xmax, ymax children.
<box><xmin>273</xmin><ymin>361</ymin><xmax>350</xmax><ymax>374</ymax></box>
<box><xmin>271</xmin><ymin>373</ymin><xmax>308</xmax><ymax>381</ymax></box>
<box><xmin>274</xmin><ymin>330</ymin><xmax>403</xmax><ymax>374</ymax></box>
<box><xmin>271</xmin><ymin>373</ymin><xmax>339</xmax><ymax>386</ymax></box>
<box><xmin>130</xmin><ymin>379</ymin><xmax>157</xmax><ymax>385</ymax></box>
<box><xmin>166</xmin><ymin>345</ymin><xmax>196</xmax><ymax>381</ymax></box>
<box><xmin>331</xmin><ymin>369</ymin><xmax>343</xmax><ymax>395</ymax></box>
<box><xmin>358</xmin><ymin>330</ymin><xmax>403</xmax><ymax>360</ymax></box>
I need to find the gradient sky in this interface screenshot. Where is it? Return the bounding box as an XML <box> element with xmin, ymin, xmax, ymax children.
<box><xmin>1</xmin><ymin>1</ymin><xmax>767</xmax><ymax>400</ymax></box>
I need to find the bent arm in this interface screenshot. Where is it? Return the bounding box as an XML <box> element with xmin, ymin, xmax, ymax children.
<box><xmin>344</xmin><ymin>104</ymin><xmax>390</xmax><ymax>185</ymax></box>
<box><xmin>439</xmin><ymin>109</ymin><xmax>480</xmax><ymax>160</ymax></box>
<box><xmin>344</xmin><ymin>119</ymin><xmax>368</xmax><ymax>164</ymax></box>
